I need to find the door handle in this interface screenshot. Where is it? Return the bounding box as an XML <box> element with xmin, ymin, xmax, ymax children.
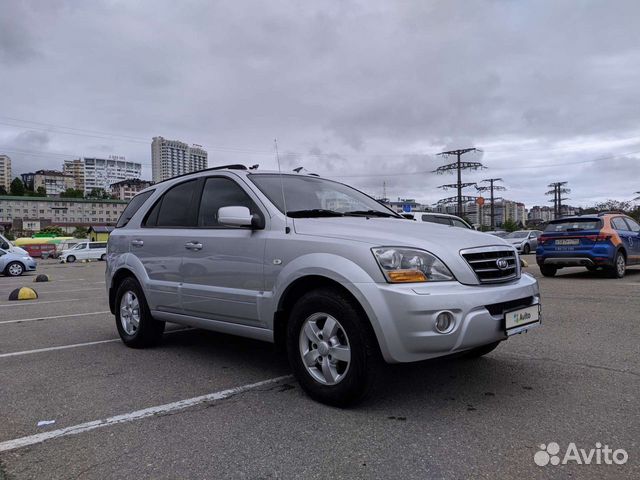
<box><xmin>184</xmin><ymin>241</ymin><xmax>203</xmax><ymax>251</ymax></box>
<box><xmin>131</xmin><ymin>239</ymin><xmax>144</xmax><ymax>247</ymax></box>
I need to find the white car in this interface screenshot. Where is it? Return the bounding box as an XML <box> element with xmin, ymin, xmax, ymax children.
<box><xmin>414</xmin><ymin>212</ymin><xmax>473</xmax><ymax>229</ymax></box>
<box><xmin>60</xmin><ymin>241</ymin><xmax>108</xmax><ymax>263</ymax></box>
<box><xmin>0</xmin><ymin>233</ymin><xmax>28</xmax><ymax>256</ymax></box>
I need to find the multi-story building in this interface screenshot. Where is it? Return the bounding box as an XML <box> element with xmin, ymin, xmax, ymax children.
<box><xmin>0</xmin><ymin>155</ymin><xmax>11</xmax><ymax>192</ymax></box>
<box><xmin>528</xmin><ymin>205</ymin><xmax>555</xmax><ymax>223</ymax></box>
<box><xmin>21</xmin><ymin>170</ymin><xmax>74</xmax><ymax>196</ymax></box>
<box><xmin>63</xmin><ymin>156</ymin><xmax>142</xmax><ymax>194</ymax></box>
<box><xmin>465</xmin><ymin>199</ymin><xmax>527</xmax><ymax>228</ymax></box>
<box><xmin>0</xmin><ymin>195</ymin><xmax>128</xmax><ymax>235</ymax></box>
<box><xmin>110</xmin><ymin>178</ymin><xmax>153</xmax><ymax>201</ymax></box>
<box><xmin>151</xmin><ymin>136</ymin><xmax>208</xmax><ymax>182</ymax></box>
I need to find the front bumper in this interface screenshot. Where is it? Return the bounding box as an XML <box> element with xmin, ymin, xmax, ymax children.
<box><xmin>353</xmin><ymin>273</ymin><xmax>540</xmax><ymax>363</ymax></box>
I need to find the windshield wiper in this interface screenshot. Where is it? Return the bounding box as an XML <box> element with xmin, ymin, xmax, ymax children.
<box><xmin>287</xmin><ymin>209</ymin><xmax>344</xmax><ymax>218</ymax></box>
<box><xmin>343</xmin><ymin>210</ymin><xmax>398</xmax><ymax>218</ymax></box>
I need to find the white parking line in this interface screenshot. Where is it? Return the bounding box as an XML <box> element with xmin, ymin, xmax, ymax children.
<box><xmin>0</xmin><ymin>311</ymin><xmax>110</xmax><ymax>325</ymax></box>
<box><xmin>0</xmin><ymin>328</ymin><xmax>193</xmax><ymax>358</ymax></box>
<box><xmin>0</xmin><ymin>375</ymin><xmax>292</xmax><ymax>453</ymax></box>
<box><xmin>0</xmin><ymin>299</ymin><xmax>82</xmax><ymax>308</ymax></box>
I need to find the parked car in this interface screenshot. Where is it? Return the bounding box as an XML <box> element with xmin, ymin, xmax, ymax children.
<box><xmin>60</xmin><ymin>241</ymin><xmax>108</xmax><ymax>263</ymax></box>
<box><xmin>485</xmin><ymin>230</ymin><xmax>508</xmax><ymax>238</ymax></box>
<box><xmin>415</xmin><ymin>212</ymin><xmax>473</xmax><ymax>229</ymax></box>
<box><xmin>503</xmin><ymin>230</ymin><xmax>543</xmax><ymax>254</ymax></box>
<box><xmin>0</xmin><ymin>247</ymin><xmax>37</xmax><ymax>276</ymax></box>
<box><xmin>22</xmin><ymin>243</ymin><xmax>57</xmax><ymax>259</ymax></box>
<box><xmin>107</xmin><ymin>166</ymin><xmax>541</xmax><ymax>406</ymax></box>
<box><xmin>0</xmin><ymin>233</ymin><xmax>28</xmax><ymax>255</ymax></box>
<box><xmin>536</xmin><ymin>213</ymin><xmax>640</xmax><ymax>278</ymax></box>
<box><xmin>53</xmin><ymin>239</ymin><xmax>84</xmax><ymax>258</ymax></box>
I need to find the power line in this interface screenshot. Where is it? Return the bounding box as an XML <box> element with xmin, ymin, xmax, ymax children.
<box><xmin>434</xmin><ymin>148</ymin><xmax>485</xmax><ymax>217</ymax></box>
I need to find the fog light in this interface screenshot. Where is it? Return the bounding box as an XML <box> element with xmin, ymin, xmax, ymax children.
<box><xmin>435</xmin><ymin>311</ymin><xmax>454</xmax><ymax>333</ymax></box>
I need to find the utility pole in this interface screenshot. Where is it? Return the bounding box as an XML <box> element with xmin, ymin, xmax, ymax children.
<box><xmin>546</xmin><ymin>182</ymin><xmax>570</xmax><ymax>219</ymax></box>
<box><xmin>476</xmin><ymin>178</ymin><xmax>506</xmax><ymax>230</ymax></box>
<box><xmin>434</xmin><ymin>148</ymin><xmax>485</xmax><ymax>217</ymax></box>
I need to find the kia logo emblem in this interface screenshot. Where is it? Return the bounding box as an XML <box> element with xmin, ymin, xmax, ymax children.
<box><xmin>496</xmin><ymin>258</ymin><xmax>509</xmax><ymax>270</ymax></box>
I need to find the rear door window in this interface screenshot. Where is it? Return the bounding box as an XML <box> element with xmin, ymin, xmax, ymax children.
<box><xmin>116</xmin><ymin>190</ymin><xmax>154</xmax><ymax>228</ymax></box>
<box><xmin>89</xmin><ymin>242</ymin><xmax>107</xmax><ymax>249</ymax></box>
<box><xmin>611</xmin><ymin>217</ymin><xmax>629</xmax><ymax>231</ymax></box>
<box><xmin>144</xmin><ymin>180</ymin><xmax>198</xmax><ymax>227</ymax></box>
<box><xmin>623</xmin><ymin>218</ymin><xmax>640</xmax><ymax>232</ymax></box>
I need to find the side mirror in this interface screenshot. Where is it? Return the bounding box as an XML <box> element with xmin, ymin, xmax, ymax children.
<box><xmin>218</xmin><ymin>206</ymin><xmax>263</xmax><ymax>229</ymax></box>
<box><xmin>1</xmin><ymin>242</ymin><xmax>9</xmax><ymax>250</ymax></box>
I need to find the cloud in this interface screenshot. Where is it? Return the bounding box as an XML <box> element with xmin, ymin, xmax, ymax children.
<box><xmin>1</xmin><ymin>0</ymin><xmax>640</xmax><ymax>206</ymax></box>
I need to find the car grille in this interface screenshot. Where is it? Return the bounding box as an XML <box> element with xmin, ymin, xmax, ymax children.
<box><xmin>461</xmin><ymin>248</ymin><xmax>519</xmax><ymax>283</ymax></box>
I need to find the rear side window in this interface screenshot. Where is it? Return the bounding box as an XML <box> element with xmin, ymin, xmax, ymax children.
<box><xmin>89</xmin><ymin>242</ymin><xmax>107</xmax><ymax>249</ymax></box>
<box><xmin>198</xmin><ymin>177</ymin><xmax>261</xmax><ymax>227</ymax></box>
<box><xmin>116</xmin><ymin>190</ymin><xmax>154</xmax><ymax>228</ymax></box>
<box><xmin>544</xmin><ymin>219</ymin><xmax>601</xmax><ymax>232</ymax></box>
<box><xmin>611</xmin><ymin>217</ymin><xmax>629</xmax><ymax>231</ymax></box>
<box><xmin>144</xmin><ymin>180</ymin><xmax>198</xmax><ymax>227</ymax></box>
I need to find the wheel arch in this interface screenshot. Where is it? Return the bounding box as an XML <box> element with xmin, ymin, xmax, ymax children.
<box><xmin>108</xmin><ymin>267</ymin><xmax>139</xmax><ymax>314</ymax></box>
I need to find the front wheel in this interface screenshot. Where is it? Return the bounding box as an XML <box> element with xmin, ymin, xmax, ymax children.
<box><xmin>66</xmin><ymin>255</ymin><xmax>76</xmax><ymax>263</ymax></box>
<box><xmin>287</xmin><ymin>288</ymin><xmax>380</xmax><ymax>407</ymax></box>
<box><xmin>100</xmin><ymin>253</ymin><xmax>106</xmax><ymax>261</ymax></box>
<box><xmin>115</xmin><ymin>277</ymin><xmax>165</xmax><ymax>348</ymax></box>
<box><xmin>540</xmin><ymin>265</ymin><xmax>557</xmax><ymax>277</ymax></box>
<box><xmin>5</xmin><ymin>262</ymin><xmax>24</xmax><ymax>277</ymax></box>
<box><xmin>522</xmin><ymin>244</ymin><xmax>530</xmax><ymax>254</ymax></box>
<box><xmin>608</xmin><ymin>251</ymin><xmax>626</xmax><ymax>279</ymax></box>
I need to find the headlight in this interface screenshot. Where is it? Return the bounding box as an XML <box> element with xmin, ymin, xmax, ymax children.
<box><xmin>372</xmin><ymin>247</ymin><xmax>455</xmax><ymax>283</ymax></box>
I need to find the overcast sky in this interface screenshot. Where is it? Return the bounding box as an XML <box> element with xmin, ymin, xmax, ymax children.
<box><xmin>1</xmin><ymin>0</ymin><xmax>639</xmax><ymax>207</ymax></box>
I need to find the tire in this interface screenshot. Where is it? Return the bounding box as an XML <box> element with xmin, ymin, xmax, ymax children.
<box><xmin>608</xmin><ymin>251</ymin><xmax>626</xmax><ymax>279</ymax></box>
<box><xmin>286</xmin><ymin>288</ymin><xmax>381</xmax><ymax>407</ymax></box>
<box><xmin>522</xmin><ymin>244</ymin><xmax>530</xmax><ymax>255</ymax></box>
<box><xmin>5</xmin><ymin>261</ymin><xmax>25</xmax><ymax>277</ymax></box>
<box><xmin>66</xmin><ymin>255</ymin><xmax>76</xmax><ymax>263</ymax></box>
<box><xmin>461</xmin><ymin>341</ymin><xmax>501</xmax><ymax>358</ymax></box>
<box><xmin>540</xmin><ymin>265</ymin><xmax>557</xmax><ymax>277</ymax></box>
<box><xmin>115</xmin><ymin>277</ymin><xmax>165</xmax><ymax>348</ymax></box>
<box><xmin>100</xmin><ymin>254</ymin><xmax>106</xmax><ymax>261</ymax></box>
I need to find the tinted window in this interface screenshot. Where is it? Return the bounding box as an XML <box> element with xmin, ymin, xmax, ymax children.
<box><xmin>545</xmin><ymin>219</ymin><xmax>601</xmax><ymax>232</ymax></box>
<box><xmin>451</xmin><ymin>219</ymin><xmax>470</xmax><ymax>229</ymax></box>
<box><xmin>611</xmin><ymin>217</ymin><xmax>629</xmax><ymax>231</ymax></box>
<box><xmin>623</xmin><ymin>217</ymin><xmax>640</xmax><ymax>232</ymax></box>
<box><xmin>116</xmin><ymin>190</ymin><xmax>154</xmax><ymax>228</ymax></box>
<box><xmin>146</xmin><ymin>180</ymin><xmax>198</xmax><ymax>227</ymax></box>
<box><xmin>89</xmin><ymin>242</ymin><xmax>107</xmax><ymax>249</ymax></box>
<box><xmin>198</xmin><ymin>177</ymin><xmax>261</xmax><ymax>227</ymax></box>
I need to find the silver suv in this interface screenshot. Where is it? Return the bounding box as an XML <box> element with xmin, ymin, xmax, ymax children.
<box><xmin>107</xmin><ymin>166</ymin><xmax>541</xmax><ymax>406</ymax></box>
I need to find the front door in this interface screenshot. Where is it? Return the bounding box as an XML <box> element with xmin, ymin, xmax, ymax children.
<box><xmin>180</xmin><ymin>176</ymin><xmax>267</xmax><ymax>327</ymax></box>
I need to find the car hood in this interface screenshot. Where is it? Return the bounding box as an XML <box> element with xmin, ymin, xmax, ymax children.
<box><xmin>293</xmin><ymin>217</ymin><xmax>515</xmax><ymax>285</ymax></box>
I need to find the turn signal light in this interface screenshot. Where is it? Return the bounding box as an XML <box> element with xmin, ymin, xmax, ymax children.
<box><xmin>388</xmin><ymin>270</ymin><xmax>428</xmax><ymax>283</ymax></box>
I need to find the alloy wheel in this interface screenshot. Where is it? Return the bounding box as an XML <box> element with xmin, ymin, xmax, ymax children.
<box><xmin>120</xmin><ymin>291</ymin><xmax>141</xmax><ymax>335</ymax></box>
<box><xmin>8</xmin><ymin>263</ymin><xmax>23</xmax><ymax>276</ymax></box>
<box><xmin>299</xmin><ymin>312</ymin><xmax>351</xmax><ymax>385</ymax></box>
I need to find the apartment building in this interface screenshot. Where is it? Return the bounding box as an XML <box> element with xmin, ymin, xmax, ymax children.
<box><xmin>151</xmin><ymin>136</ymin><xmax>208</xmax><ymax>182</ymax></box>
<box><xmin>0</xmin><ymin>155</ymin><xmax>11</xmax><ymax>192</ymax></box>
<box><xmin>64</xmin><ymin>156</ymin><xmax>142</xmax><ymax>194</ymax></box>
<box><xmin>110</xmin><ymin>178</ymin><xmax>153</xmax><ymax>201</ymax></box>
<box><xmin>0</xmin><ymin>195</ymin><xmax>127</xmax><ymax>234</ymax></box>
<box><xmin>21</xmin><ymin>170</ymin><xmax>75</xmax><ymax>196</ymax></box>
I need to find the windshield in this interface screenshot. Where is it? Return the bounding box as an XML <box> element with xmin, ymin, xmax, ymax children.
<box><xmin>71</xmin><ymin>243</ymin><xmax>86</xmax><ymax>250</ymax></box>
<box><xmin>545</xmin><ymin>219</ymin><xmax>602</xmax><ymax>232</ymax></box>
<box><xmin>249</xmin><ymin>174</ymin><xmax>399</xmax><ymax>218</ymax></box>
<box><xmin>505</xmin><ymin>231</ymin><xmax>529</xmax><ymax>239</ymax></box>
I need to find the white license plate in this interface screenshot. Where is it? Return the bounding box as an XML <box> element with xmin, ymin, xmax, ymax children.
<box><xmin>505</xmin><ymin>304</ymin><xmax>540</xmax><ymax>335</ymax></box>
<box><xmin>555</xmin><ymin>239</ymin><xmax>579</xmax><ymax>245</ymax></box>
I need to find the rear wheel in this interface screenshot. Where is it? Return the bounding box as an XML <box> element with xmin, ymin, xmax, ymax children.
<box><xmin>5</xmin><ymin>262</ymin><xmax>24</xmax><ymax>277</ymax></box>
<box><xmin>115</xmin><ymin>277</ymin><xmax>165</xmax><ymax>348</ymax></box>
<box><xmin>100</xmin><ymin>253</ymin><xmax>106</xmax><ymax>261</ymax></box>
<box><xmin>540</xmin><ymin>265</ymin><xmax>557</xmax><ymax>277</ymax></box>
<box><xmin>287</xmin><ymin>288</ymin><xmax>380</xmax><ymax>407</ymax></box>
<box><xmin>608</xmin><ymin>251</ymin><xmax>626</xmax><ymax>279</ymax></box>
<box><xmin>66</xmin><ymin>255</ymin><xmax>76</xmax><ymax>263</ymax></box>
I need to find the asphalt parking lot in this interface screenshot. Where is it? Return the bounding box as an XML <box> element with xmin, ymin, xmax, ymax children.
<box><xmin>0</xmin><ymin>257</ymin><xmax>638</xmax><ymax>479</ymax></box>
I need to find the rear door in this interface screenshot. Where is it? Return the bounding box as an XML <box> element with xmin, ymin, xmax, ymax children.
<box><xmin>611</xmin><ymin>217</ymin><xmax>634</xmax><ymax>262</ymax></box>
<box><xmin>129</xmin><ymin>179</ymin><xmax>199</xmax><ymax>314</ymax></box>
<box><xmin>180</xmin><ymin>175</ymin><xmax>267</xmax><ymax>327</ymax></box>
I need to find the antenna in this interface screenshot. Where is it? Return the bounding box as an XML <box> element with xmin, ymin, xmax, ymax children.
<box><xmin>274</xmin><ymin>139</ymin><xmax>290</xmax><ymax>233</ymax></box>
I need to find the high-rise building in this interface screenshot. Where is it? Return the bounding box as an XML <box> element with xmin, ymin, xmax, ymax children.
<box><xmin>0</xmin><ymin>155</ymin><xmax>11</xmax><ymax>192</ymax></box>
<box><xmin>151</xmin><ymin>136</ymin><xmax>208</xmax><ymax>182</ymax></box>
<box><xmin>63</xmin><ymin>157</ymin><xmax>142</xmax><ymax>194</ymax></box>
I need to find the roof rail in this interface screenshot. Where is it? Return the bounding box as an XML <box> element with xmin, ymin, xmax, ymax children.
<box><xmin>597</xmin><ymin>210</ymin><xmax>626</xmax><ymax>216</ymax></box>
<box><xmin>151</xmin><ymin>164</ymin><xmax>248</xmax><ymax>185</ymax></box>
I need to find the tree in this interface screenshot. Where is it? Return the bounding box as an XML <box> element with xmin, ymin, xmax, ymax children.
<box><xmin>39</xmin><ymin>225</ymin><xmax>65</xmax><ymax>237</ymax></box>
<box><xmin>60</xmin><ymin>188</ymin><xmax>84</xmax><ymax>198</ymax></box>
<box><xmin>72</xmin><ymin>226</ymin><xmax>88</xmax><ymax>239</ymax></box>
<box><xmin>0</xmin><ymin>185</ymin><xmax>7</xmax><ymax>195</ymax></box>
<box><xmin>9</xmin><ymin>178</ymin><xmax>25</xmax><ymax>196</ymax></box>
<box><xmin>592</xmin><ymin>199</ymin><xmax>632</xmax><ymax>213</ymax></box>
<box><xmin>502</xmin><ymin>219</ymin><xmax>519</xmax><ymax>232</ymax></box>
<box><xmin>35</xmin><ymin>186</ymin><xmax>47</xmax><ymax>197</ymax></box>
<box><xmin>87</xmin><ymin>188</ymin><xmax>112</xmax><ymax>200</ymax></box>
